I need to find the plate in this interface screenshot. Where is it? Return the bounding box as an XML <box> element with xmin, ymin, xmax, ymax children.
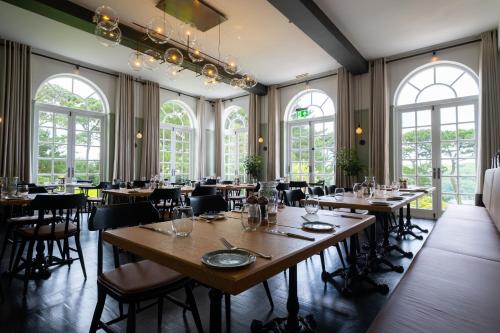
<box><xmin>400</xmin><ymin>193</ymin><xmax>414</xmax><ymax>196</ymax></box>
<box><xmin>386</xmin><ymin>196</ymin><xmax>404</xmax><ymax>201</ymax></box>
<box><xmin>369</xmin><ymin>200</ymin><xmax>391</xmax><ymax>206</ymax></box>
<box><xmin>201</xmin><ymin>249</ymin><xmax>256</xmax><ymax>269</ymax></box>
<box><xmin>302</xmin><ymin>221</ymin><xmax>335</xmax><ymax>232</ymax></box>
<box><xmin>199</xmin><ymin>213</ymin><xmax>225</xmax><ymax>221</ymax></box>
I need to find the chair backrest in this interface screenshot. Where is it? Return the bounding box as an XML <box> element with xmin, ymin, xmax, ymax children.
<box><xmin>221</xmin><ymin>180</ymin><xmax>233</xmax><ymax>185</ymax></box>
<box><xmin>204</xmin><ymin>179</ymin><xmax>217</xmax><ymax>185</ymax></box>
<box><xmin>289</xmin><ymin>181</ymin><xmax>308</xmax><ymax>189</ymax></box>
<box><xmin>191</xmin><ymin>186</ymin><xmax>217</xmax><ymax>197</ymax></box>
<box><xmin>149</xmin><ymin>188</ymin><xmax>182</xmax><ymax>202</ymax></box>
<box><xmin>28</xmin><ymin>186</ymin><xmax>48</xmax><ymax>194</ymax></box>
<box><xmin>77</xmin><ymin>180</ymin><xmax>92</xmax><ymax>184</ymax></box>
<box><xmin>310</xmin><ymin>186</ymin><xmax>325</xmax><ymax>197</ymax></box>
<box><xmin>276</xmin><ymin>183</ymin><xmax>290</xmax><ymax>191</ymax></box>
<box><xmin>132</xmin><ymin>180</ymin><xmax>149</xmax><ymax>188</ymax></box>
<box><xmin>188</xmin><ymin>195</ymin><xmax>228</xmax><ymax>215</ymax></box>
<box><xmin>284</xmin><ymin>189</ymin><xmax>305</xmax><ymax>207</ymax></box>
<box><xmin>88</xmin><ymin>202</ymin><xmax>160</xmax><ymax>274</ymax></box>
<box><xmin>325</xmin><ymin>185</ymin><xmax>337</xmax><ymax>195</ymax></box>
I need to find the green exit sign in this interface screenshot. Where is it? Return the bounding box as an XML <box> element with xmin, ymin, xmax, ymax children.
<box><xmin>295</xmin><ymin>107</ymin><xmax>310</xmax><ymax>118</ymax></box>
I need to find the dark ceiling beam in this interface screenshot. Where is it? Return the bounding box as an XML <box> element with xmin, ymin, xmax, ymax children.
<box><xmin>2</xmin><ymin>0</ymin><xmax>267</xmax><ymax>95</ymax></box>
<box><xmin>268</xmin><ymin>0</ymin><xmax>368</xmax><ymax>74</ymax></box>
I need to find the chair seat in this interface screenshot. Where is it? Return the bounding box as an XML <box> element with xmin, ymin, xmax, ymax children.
<box><xmin>228</xmin><ymin>196</ymin><xmax>245</xmax><ymax>200</ymax></box>
<box><xmin>87</xmin><ymin>197</ymin><xmax>104</xmax><ymax>202</ymax></box>
<box><xmin>8</xmin><ymin>214</ymin><xmax>57</xmax><ymax>225</ymax></box>
<box><xmin>17</xmin><ymin>222</ymin><xmax>77</xmax><ymax>239</ymax></box>
<box><xmin>100</xmin><ymin>260</ymin><xmax>183</xmax><ymax>295</ymax></box>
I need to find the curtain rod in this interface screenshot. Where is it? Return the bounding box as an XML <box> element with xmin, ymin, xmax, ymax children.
<box><xmin>31</xmin><ymin>51</ymin><xmax>201</xmax><ymax>100</ymax></box>
<box><xmin>277</xmin><ymin>72</ymin><xmax>338</xmax><ymax>90</ymax></box>
<box><xmin>222</xmin><ymin>94</ymin><xmax>249</xmax><ymax>103</ymax></box>
<box><xmin>386</xmin><ymin>38</ymin><xmax>481</xmax><ymax>64</ymax></box>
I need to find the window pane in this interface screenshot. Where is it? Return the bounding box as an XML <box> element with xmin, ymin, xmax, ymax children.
<box><xmin>401</xmin><ymin>112</ymin><xmax>415</xmax><ymax>127</ymax></box>
<box><xmin>457</xmin><ymin>104</ymin><xmax>475</xmax><ymax>123</ymax></box>
<box><xmin>409</xmin><ymin>67</ymin><xmax>434</xmax><ymax>90</ymax></box>
<box><xmin>436</xmin><ymin>66</ymin><xmax>463</xmax><ymax>85</ymax></box>
<box><xmin>452</xmin><ymin>73</ymin><xmax>479</xmax><ymax>97</ymax></box>
<box><xmin>417</xmin><ymin>85</ymin><xmax>456</xmax><ymax>103</ymax></box>
<box><xmin>397</xmin><ymin>84</ymin><xmax>419</xmax><ymax>105</ymax></box>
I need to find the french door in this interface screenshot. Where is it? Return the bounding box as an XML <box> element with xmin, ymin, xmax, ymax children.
<box><xmin>396</xmin><ymin>97</ymin><xmax>478</xmax><ymax>218</ymax></box>
<box><xmin>287</xmin><ymin>118</ymin><xmax>335</xmax><ymax>184</ymax></box>
<box><xmin>160</xmin><ymin>126</ymin><xmax>193</xmax><ymax>183</ymax></box>
<box><xmin>33</xmin><ymin>104</ymin><xmax>105</xmax><ymax>184</ymax></box>
<box><xmin>223</xmin><ymin>128</ymin><xmax>248</xmax><ymax>180</ymax></box>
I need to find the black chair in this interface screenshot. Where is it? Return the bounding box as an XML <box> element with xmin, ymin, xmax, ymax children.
<box><xmin>325</xmin><ymin>185</ymin><xmax>337</xmax><ymax>195</ymax></box>
<box><xmin>284</xmin><ymin>189</ymin><xmax>306</xmax><ymax>207</ymax></box>
<box><xmin>191</xmin><ymin>186</ymin><xmax>217</xmax><ymax>197</ymax></box>
<box><xmin>149</xmin><ymin>188</ymin><xmax>182</xmax><ymax>220</ymax></box>
<box><xmin>221</xmin><ymin>180</ymin><xmax>233</xmax><ymax>185</ymax></box>
<box><xmin>187</xmin><ymin>195</ymin><xmax>228</xmax><ymax>215</ymax></box>
<box><xmin>28</xmin><ymin>186</ymin><xmax>48</xmax><ymax>194</ymax></box>
<box><xmin>132</xmin><ymin>180</ymin><xmax>149</xmax><ymax>188</ymax></box>
<box><xmin>85</xmin><ymin>181</ymin><xmax>111</xmax><ymax>213</ymax></box>
<box><xmin>88</xmin><ymin>202</ymin><xmax>203</xmax><ymax>333</ymax></box>
<box><xmin>276</xmin><ymin>183</ymin><xmax>290</xmax><ymax>205</ymax></box>
<box><xmin>308</xmin><ymin>186</ymin><xmax>325</xmax><ymax>197</ymax></box>
<box><xmin>9</xmin><ymin>194</ymin><xmax>87</xmax><ymax>297</ymax></box>
<box><xmin>203</xmin><ymin>179</ymin><xmax>217</xmax><ymax>185</ymax></box>
<box><xmin>289</xmin><ymin>181</ymin><xmax>308</xmax><ymax>189</ymax></box>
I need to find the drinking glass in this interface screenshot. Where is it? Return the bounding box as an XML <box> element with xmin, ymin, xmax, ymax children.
<box><xmin>267</xmin><ymin>197</ymin><xmax>278</xmax><ymax>225</ymax></box>
<box><xmin>172</xmin><ymin>206</ymin><xmax>194</xmax><ymax>237</ymax></box>
<box><xmin>304</xmin><ymin>195</ymin><xmax>319</xmax><ymax>214</ymax></box>
<box><xmin>241</xmin><ymin>204</ymin><xmax>261</xmax><ymax>231</ymax></box>
<box><xmin>392</xmin><ymin>181</ymin><xmax>400</xmax><ymax>192</ymax></box>
<box><xmin>334</xmin><ymin>188</ymin><xmax>345</xmax><ymax>201</ymax></box>
<box><xmin>18</xmin><ymin>185</ymin><xmax>29</xmax><ymax>198</ymax></box>
<box><xmin>0</xmin><ymin>177</ymin><xmax>7</xmax><ymax>199</ymax></box>
<box><xmin>119</xmin><ymin>182</ymin><xmax>127</xmax><ymax>191</ymax></box>
<box><xmin>352</xmin><ymin>183</ymin><xmax>363</xmax><ymax>198</ymax></box>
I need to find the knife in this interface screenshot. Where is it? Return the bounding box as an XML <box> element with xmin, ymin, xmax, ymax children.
<box><xmin>264</xmin><ymin>230</ymin><xmax>315</xmax><ymax>241</ymax></box>
<box><xmin>139</xmin><ymin>225</ymin><xmax>172</xmax><ymax>236</ymax></box>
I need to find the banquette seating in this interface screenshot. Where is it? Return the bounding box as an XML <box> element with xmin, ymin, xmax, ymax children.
<box><xmin>367</xmin><ymin>168</ymin><xmax>500</xmax><ymax>332</ymax></box>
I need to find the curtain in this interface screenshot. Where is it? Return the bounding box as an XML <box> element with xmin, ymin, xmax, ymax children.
<box><xmin>267</xmin><ymin>86</ymin><xmax>280</xmax><ymax>180</ymax></box>
<box><xmin>248</xmin><ymin>93</ymin><xmax>261</xmax><ymax>156</ymax></box>
<box><xmin>195</xmin><ymin>96</ymin><xmax>207</xmax><ymax>179</ymax></box>
<box><xmin>369</xmin><ymin>58</ymin><xmax>389</xmax><ymax>185</ymax></box>
<box><xmin>139</xmin><ymin>80</ymin><xmax>160</xmax><ymax>179</ymax></box>
<box><xmin>477</xmin><ymin>30</ymin><xmax>500</xmax><ymax>196</ymax></box>
<box><xmin>214</xmin><ymin>99</ymin><xmax>223</xmax><ymax>177</ymax></box>
<box><xmin>335</xmin><ymin>67</ymin><xmax>356</xmax><ymax>188</ymax></box>
<box><xmin>0</xmin><ymin>40</ymin><xmax>31</xmax><ymax>181</ymax></box>
<box><xmin>113</xmin><ymin>73</ymin><xmax>135</xmax><ymax>182</ymax></box>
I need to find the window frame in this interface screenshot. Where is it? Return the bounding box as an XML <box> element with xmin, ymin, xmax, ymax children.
<box><xmin>222</xmin><ymin>106</ymin><xmax>249</xmax><ymax>180</ymax></box>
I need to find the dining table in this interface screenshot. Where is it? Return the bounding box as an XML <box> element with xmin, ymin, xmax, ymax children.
<box><xmin>102</xmin><ymin>207</ymin><xmax>377</xmax><ymax>332</ymax></box>
<box><xmin>202</xmin><ymin>183</ymin><xmax>257</xmax><ymax>202</ymax></box>
<box><xmin>102</xmin><ymin>187</ymin><xmax>194</xmax><ymax>203</ymax></box>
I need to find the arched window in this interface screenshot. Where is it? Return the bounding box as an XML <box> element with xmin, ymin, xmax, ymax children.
<box><xmin>395</xmin><ymin>61</ymin><xmax>479</xmax><ymax>215</ymax></box>
<box><xmin>34</xmin><ymin>74</ymin><xmax>108</xmax><ymax>184</ymax></box>
<box><xmin>160</xmin><ymin>101</ymin><xmax>194</xmax><ymax>182</ymax></box>
<box><xmin>285</xmin><ymin>90</ymin><xmax>335</xmax><ymax>185</ymax></box>
<box><xmin>223</xmin><ymin>106</ymin><xmax>248</xmax><ymax>179</ymax></box>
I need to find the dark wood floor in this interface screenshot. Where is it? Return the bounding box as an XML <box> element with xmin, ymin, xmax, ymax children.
<box><xmin>0</xmin><ymin>214</ymin><xmax>434</xmax><ymax>333</ymax></box>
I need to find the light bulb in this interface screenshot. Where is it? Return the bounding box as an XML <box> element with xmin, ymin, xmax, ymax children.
<box><xmin>94</xmin><ymin>5</ymin><xmax>119</xmax><ymax>31</ymax></box>
<box><xmin>147</xmin><ymin>16</ymin><xmax>172</xmax><ymax>44</ymax></box>
<box><xmin>128</xmin><ymin>51</ymin><xmax>143</xmax><ymax>71</ymax></box>
<box><xmin>202</xmin><ymin>64</ymin><xmax>218</xmax><ymax>79</ymax></box>
<box><xmin>143</xmin><ymin>49</ymin><xmax>161</xmax><ymax>70</ymax></box>
<box><xmin>223</xmin><ymin>55</ymin><xmax>239</xmax><ymax>75</ymax></box>
<box><xmin>355</xmin><ymin>126</ymin><xmax>363</xmax><ymax>135</ymax></box>
<box><xmin>95</xmin><ymin>22</ymin><xmax>121</xmax><ymax>47</ymax></box>
<box><xmin>164</xmin><ymin>48</ymin><xmax>183</xmax><ymax>66</ymax></box>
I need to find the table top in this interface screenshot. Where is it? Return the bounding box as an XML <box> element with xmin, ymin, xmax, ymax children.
<box><xmin>103</xmin><ymin>207</ymin><xmax>375</xmax><ymax>295</ymax></box>
<box><xmin>201</xmin><ymin>184</ymin><xmax>256</xmax><ymax>190</ymax></box>
<box><xmin>398</xmin><ymin>186</ymin><xmax>436</xmax><ymax>193</ymax></box>
<box><xmin>0</xmin><ymin>192</ymin><xmax>75</xmax><ymax>206</ymax></box>
<box><xmin>102</xmin><ymin>187</ymin><xmax>194</xmax><ymax>197</ymax></box>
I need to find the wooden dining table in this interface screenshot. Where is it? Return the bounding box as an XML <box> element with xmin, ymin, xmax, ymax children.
<box><xmin>102</xmin><ymin>187</ymin><xmax>194</xmax><ymax>202</ymax></box>
<box><xmin>102</xmin><ymin>207</ymin><xmax>376</xmax><ymax>332</ymax></box>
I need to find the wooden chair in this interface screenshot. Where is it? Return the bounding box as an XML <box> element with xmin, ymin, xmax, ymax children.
<box><xmin>191</xmin><ymin>185</ymin><xmax>217</xmax><ymax>197</ymax></box>
<box><xmin>88</xmin><ymin>202</ymin><xmax>203</xmax><ymax>333</ymax></box>
<box><xmin>9</xmin><ymin>194</ymin><xmax>87</xmax><ymax>297</ymax></box>
<box><xmin>149</xmin><ymin>188</ymin><xmax>182</xmax><ymax>220</ymax></box>
<box><xmin>85</xmin><ymin>181</ymin><xmax>111</xmax><ymax>214</ymax></box>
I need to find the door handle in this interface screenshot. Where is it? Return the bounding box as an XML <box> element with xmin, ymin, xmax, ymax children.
<box><xmin>437</xmin><ymin>168</ymin><xmax>441</xmax><ymax>179</ymax></box>
<box><xmin>432</xmin><ymin>168</ymin><xmax>436</xmax><ymax>179</ymax></box>
<box><xmin>68</xmin><ymin>167</ymin><xmax>71</xmax><ymax>177</ymax></box>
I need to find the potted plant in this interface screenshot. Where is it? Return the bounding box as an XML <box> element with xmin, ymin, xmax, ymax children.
<box><xmin>335</xmin><ymin>148</ymin><xmax>363</xmax><ymax>184</ymax></box>
<box><xmin>243</xmin><ymin>155</ymin><xmax>263</xmax><ymax>183</ymax></box>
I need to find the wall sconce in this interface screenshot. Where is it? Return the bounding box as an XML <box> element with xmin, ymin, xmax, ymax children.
<box><xmin>258</xmin><ymin>136</ymin><xmax>264</xmax><ymax>144</ymax></box>
<box><xmin>0</xmin><ymin>117</ymin><xmax>3</xmax><ymax>124</ymax></box>
<box><xmin>431</xmin><ymin>51</ymin><xmax>438</xmax><ymax>62</ymax></box>
<box><xmin>73</xmin><ymin>65</ymin><xmax>80</xmax><ymax>75</ymax></box>
<box><xmin>135</xmin><ymin>130</ymin><xmax>143</xmax><ymax>148</ymax></box>
<box><xmin>355</xmin><ymin>124</ymin><xmax>365</xmax><ymax>145</ymax></box>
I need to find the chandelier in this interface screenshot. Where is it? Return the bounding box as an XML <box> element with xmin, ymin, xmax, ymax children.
<box><xmin>92</xmin><ymin>5</ymin><xmax>257</xmax><ymax>89</ymax></box>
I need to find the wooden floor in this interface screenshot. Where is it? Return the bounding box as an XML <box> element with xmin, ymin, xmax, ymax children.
<box><xmin>0</xmin><ymin>214</ymin><xmax>434</xmax><ymax>333</ymax></box>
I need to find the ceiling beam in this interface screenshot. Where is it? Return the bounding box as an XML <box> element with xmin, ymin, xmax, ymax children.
<box><xmin>268</xmin><ymin>0</ymin><xmax>368</xmax><ymax>74</ymax></box>
<box><xmin>2</xmin><ymin>0</ymin><xmax>267</xmax><ymax>95</ymax></box>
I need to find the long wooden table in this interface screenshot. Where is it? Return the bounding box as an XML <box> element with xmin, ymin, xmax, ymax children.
<box><xmin>103</xmin><ymin>207</ymin><xmax>376</xmax><ymax>332</ymax></box>
<box><xmin>102</xmin><ymin>187</ymin><xmax>194</xmax><ymax>202</ymax></box>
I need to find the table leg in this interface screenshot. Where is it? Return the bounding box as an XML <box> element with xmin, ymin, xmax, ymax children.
<box><xmin>380</xmin><ymin>213</ymin><xmax>413</xmax><ymax>259</ymax></box>
<box><xmin>397</xmin><ymin>205</ymin><xmax>424</xmax><ymax>240</ymax></box>
<box><xmin>405</xmin><ymin>202</ymin><xmax>429</xmax><ymax>234</ymax></box>
<box><xmin>251</xmin><ymin>264</ymin><xmax>316</xmax><ymax>332</ymax></box>
<box><xmin>209</xmin><ymin>288</ymin><xmax>223</xmax><ymax>333</ymax></box>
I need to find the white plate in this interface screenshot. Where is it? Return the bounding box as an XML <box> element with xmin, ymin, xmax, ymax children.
<box><xmin>368</xmin><ymin>200</ymin><xmax>391</xmax><ymax>206</ymax></box>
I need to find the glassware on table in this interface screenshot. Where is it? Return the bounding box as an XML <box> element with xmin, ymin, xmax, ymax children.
<box><xmin>241</xmin><ymin>203</ymin><xmax>261</xmax><ymax>231</ymax></box>
<box><xmin>334</xmin><ymin>188</ymin><xmax>345</xmax><ymax>201</ymax></box>
<box><xmin>352</xmin><ymin>183</ymin><xmax>363</xmax><ymax>198</ymax></box>
<box><xmin>0</xmin><ymin>177</ymin><xmax>7</xmax><ymax>199</ymax></box>
<box><xmin>391</xmin><ymin>181</ymin><xmax>400</xmax><ymax>191</ymax></box>
<box><xmin>304</xmin><ymin>195</ymin><xmax>320</xmax><ymax>214</ymax></box>
<box><xmin>119</xmin><ymin>182</ymin><xmax>127</xmax><ymax>191</ymax></box>
<box><xmin>267</xmin><ymin>197</ymin><xmax>278</xmax><ymax>225</ymax></box>
<box><xmin>368</xmin><ymin>176</ymin><xmax>376</xmax><ymax>198</ymax></box>
<box><xmin>18</xmin><ymin>184</ymin><xmax>29</xmax><ymax>198</ymax></box>
<box><xmin>172</xmin><ymin>206</ymin><xmax>194</xmax><ymax>237</ymax></box>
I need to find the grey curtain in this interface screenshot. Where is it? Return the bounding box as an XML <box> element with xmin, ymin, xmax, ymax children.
<box><xmin>214</xmin><ymin>99</ymin><xmax>223</xmax><ymax>177</ymax></box>
<box><xmin>113</xmin><ymin>73</ymin><xmax>135</xmax><ymax>182</ymax></box>
<box><xmin>195</xmin><ymin>96</ymin><xmax>207</xmax><ymax>179</ymax></box>
<box><xmin>369</xmin><ymin>58</ymin><xmax>389</xmax><ymax>185</ymax></box>
<box><xmin>267</xmin><ymin>86</ymin><xmax>280</xmax><ymax>180</ymax></box>
<box><xmin>335</xmin><ymin>67</ymin><xmax>356</xmax><ymax>187</ymax></box>
<box><xmin>0</xmin><ymin>40</ymin><xmax>31</xmax><ymax>180</ymax></box>
<box><xmin>248</xmin><ymin>93</ymin><xmax>261</xmax><ymax>156</ymax></box>
<box><xmin>140</xmin><ymin>80</ymin><xmax>160</xmax><ymax>179</ymax></box>
<box><xmin>477</xmin><ymin>30</ymin><xmax>500</xmax><ymax>195</ymax></box>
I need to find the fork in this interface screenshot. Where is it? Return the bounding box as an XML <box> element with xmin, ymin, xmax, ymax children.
<box><xmin>220</xmin><ymin>238</ymin><xmax>272</xmax><ymax>260</ymax></box>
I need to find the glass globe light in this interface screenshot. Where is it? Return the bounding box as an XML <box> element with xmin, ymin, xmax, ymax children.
<box><xmin>178</xmin><ymin>23</ymin><xmax>198</xmax><ymax>44</ymax></box>
<box><xmin>202</xmin><ymin>64</ymin><xmax>218</xmax><ymax>80</ymax></box>
<box><xmin>143</xmin><ymin>49</ymin><xmax>161</xmax><ymax>70</ymax></box>
<box><xmin>94</xmin><ymin>5</ymin><xmax>119</xmax><ymax>31</ymax></box>
<box><xmin>164</xmin><ymin>48</ymin><xmax>183</xmax><ymax>66</ymax></box>
<box><xmin>147</xmin><ymin>16</ymin><xmax>173</xmax><ymax>44</ymax></box>
<box><xmin>128</xmin><ymin>51</ymin><xmax>144</xmax><ymax>71</ymax></box>
<box><xmin>95</xmin><ymin>22</ymin><xmax>121</xmax><ymax>47</ymax></box>
<box><xmin>188</xmin><ymin>40</ymin><xmax>204</xmax><ymax>63</ymax></box>
<box><xmin>230</xmin><ymin>78</ymin><xmax>242</xmax><ymax>89</ymax></box>
<box><xmin>241</xmin><ymin>73</ymin><xmax>257</xmax><ymax>88</ymax></box>
<box><xmin>166</xmin><ymin>65</ymin><xmax>182</xmax><ymax>81</ymax></box>
<box><xmin>223</xmin><ymin>55</ymin><xmax>239</xmax><ymax>75</ymax></box>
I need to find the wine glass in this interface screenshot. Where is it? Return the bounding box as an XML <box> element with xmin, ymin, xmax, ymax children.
<box><xmin>304</xmin><ymin>195</ymin><xmax>319</xmax><ymax>214</ymax></box>
<box><xmin>353</xmin><ymin>183</ymin><xmax>362</xmax><ymax>198</ymax></box>
<box><xmin>172</xmin><ymin>206</ymin><xmax>194</xmax><ymax>237</ymax></box>
<box><xmin>334</xmin><ymin>188</ymin><xmax>345</xmax><ymax>201</ymax></box>
<box><xmin>18</xmin><ymin>185</ymin><xmax>29</xmax><ymax>198</ymax></box>
<box><xmin>241</xmin><ymin>204</ymin><xmax>261</xmax><ymax>231</ymax></box>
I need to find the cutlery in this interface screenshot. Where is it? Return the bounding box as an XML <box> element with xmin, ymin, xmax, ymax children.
<box><xmin>301</xmin><ymin>215</ymin><xmax>342</xmax><ymax>227</ymax></box>
<box><xmin>139</xmin><ymin>225</ymin><xmax>172</xmax><ymax>236</ymax></box>
<box><xmin>220</xmin><ymin>238</ymin><xmax>272</xmax><ymax>260</ymax></box>
<box><xmin>334</xmin><ymin>214</ymin><xmax>364</xmax><ymax>220</ymax></box>
<box><xmin>264</xmin><ymin>230</ymin><xmax>315</xmax><ymax>241</ymax></box>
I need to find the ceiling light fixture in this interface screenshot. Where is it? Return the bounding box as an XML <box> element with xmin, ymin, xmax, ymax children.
<box><xmin>95</xmin><ymin>22</ymin><xmax>121</xmax><ymax>47</ymax></box>
<box><xmin>128</xmin><ymin>50</ymin><xmax>144</xmax><ymax>71</ymax></box>
<box><xmin>431</xmin><ymin>51</ymin><xmax>438</xmax><ymax>62</ymax></box>
<box><xmin>143</xmin><ymin>49</ymin><xmax>162</xmax><ymax>70</ymax></box>
<box><xmin>165</xmin><ymin>48</ymin><xmax>184</xmax><ymax>66</ymax></box>
<box><xmin>93</xmin><ymin>5</ymin><xmax>119</xmax><ymax>31</ymax></box>
<box><xmin>147</xmin><ymin>16</ymin><xmax>173</xmax><ymax>44</ymax></box>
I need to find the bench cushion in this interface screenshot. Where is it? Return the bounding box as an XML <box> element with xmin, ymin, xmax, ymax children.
<box><xmin>425</xmin><ymin>216</ymin><xmax>500</xmax><ymax>262</ymax></box>
<box><xmin>482</xmin><ymin>168</ymin><xmax>495</xmax><ymax>209</ymax></box>
<box><xmin>487</xmin><ymin>168</ymin><xmax>500</xmax><ymax>232</ymax></box>
<box><xmin>440</xmin><ymin>204</ymin><xmax>492</xmax><ymax>222</ymax></box>
<box><xmin>367</xmin><ymin>247</ymin><xmax>500</xmax><ymax>333</ymax></box>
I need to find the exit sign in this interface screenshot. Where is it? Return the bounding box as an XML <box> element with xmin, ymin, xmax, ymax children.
<box><xmin>295</xmin><ymin>107</ymin><xmax>310</xmax><ymax>119</ymax></box>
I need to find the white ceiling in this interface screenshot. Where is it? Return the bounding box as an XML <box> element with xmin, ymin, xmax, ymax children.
<box><xmin>0</xmin><ymin>0</ymin><xmax>340</xmax><ymax>98</ymax></box>
<box><xmin>315</xmin><ymin>0</ymin><xmax>500</xmax><ymax>59</ymax></box>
